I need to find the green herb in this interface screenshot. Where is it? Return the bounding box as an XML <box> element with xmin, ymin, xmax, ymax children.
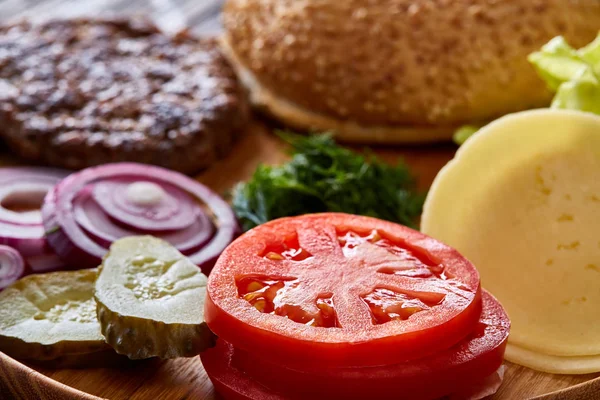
<box><xmin>232</xmin><ymin>132</ymin><xmax>425</xmax><ymax>231</ymax></box>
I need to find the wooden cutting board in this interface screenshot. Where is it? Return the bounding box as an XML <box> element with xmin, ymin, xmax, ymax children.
<box><xmin>0</xmin><ymin>122</ymin><xmax>599</xmax><ymax>400</ymax></box>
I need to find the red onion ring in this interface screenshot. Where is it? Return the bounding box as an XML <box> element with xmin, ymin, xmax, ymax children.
<box><xmin>0</xmin><ymin>244</ymin><xmax>26</xmax><ymax>290</ymax></box>
<box><xmin>74</xmin><ymin>186</ymin><xmax>214</xmax><ymax>254</ymax></box>
<box><xmin>0</xmin><ymin>168</ymin><xmax>69</xmax><ymax>272</ymax></box>
<box><xmin>42</xmin><ymin>163</ymin><xmax>239</xmax><ymax>274</ymax></box>
<box><xmin>92</xmin><ymin>179</ymin><xmax>196</xmax><ymax>232</ymax></box>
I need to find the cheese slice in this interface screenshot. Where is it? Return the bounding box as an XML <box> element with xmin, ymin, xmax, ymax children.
<box><xmin>506</xmin><ymin>344</ymin><xmax>600</xmax><ymax>375</ymax></box>
<box><xmin>422</xmin><ymin>110</ymin><xmax>600</xmax><ymax>365</ymax></box>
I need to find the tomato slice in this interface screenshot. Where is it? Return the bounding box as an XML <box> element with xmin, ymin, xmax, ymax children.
<box><xmin>201</xmin><ymin>291</ymin><xmax>509</xmax><ymax>400</ymax></box>
<box><xmin>205</xmin><ymin>213</ymin><xmax>481</xmax><ymax>367</ymax></box>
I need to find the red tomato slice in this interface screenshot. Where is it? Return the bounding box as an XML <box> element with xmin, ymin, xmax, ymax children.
<box><xmin>205</xmin><ymin>213</ymin><xmax>481</xmax><ymax>367</ymax></box>
<box><xmin>201</xmin><ymin>291</ymin><xmax>509</xmax><ymax>400</ymax></box>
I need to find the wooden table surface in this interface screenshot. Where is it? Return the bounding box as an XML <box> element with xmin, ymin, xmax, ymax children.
<box><xmin>0</xmin><ymin>1</ymin><xmax>599</xmax><ymax>399</ymax></box>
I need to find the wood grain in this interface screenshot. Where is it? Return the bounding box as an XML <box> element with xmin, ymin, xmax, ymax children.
<box><xmin>0</xmin><ymin>122</ymin><xmax>598</xmax><ymax>400</ymax></box>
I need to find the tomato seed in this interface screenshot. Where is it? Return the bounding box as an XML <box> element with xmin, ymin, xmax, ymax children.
<box><xmin>247</xmin><ymin>281</ymin><xmax>265</xmax><ymax>292</ymax></box>
<box><xmin>253</xmin><ymin>300</ymin><xmax>267</xmax><ymax>312</ymax></box>
<box><xmin>265</xmin><ymin>252</ymin><xmax>284</xmax><ymax>260</ymax></box>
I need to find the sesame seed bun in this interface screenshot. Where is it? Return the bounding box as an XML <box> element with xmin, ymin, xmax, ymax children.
<box><xmin>222</xmin><ymin>0</ymin><xmax>600</xmax><ymax>144</ymax></box>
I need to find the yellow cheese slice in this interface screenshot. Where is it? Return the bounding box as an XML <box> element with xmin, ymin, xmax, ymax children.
<box><xmin>422</xmin><ymin>110</ymin><xmax>600</xmax><ymax>363</ymax></box>
<box><xmin>506</xmin><ymin>344</ymin><xmax>600</xmax><ymax>375</ymax></box>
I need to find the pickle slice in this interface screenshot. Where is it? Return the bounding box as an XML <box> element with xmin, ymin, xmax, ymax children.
<box><xmin>95</xmin><ymin>236</ymin><xmax>214</xmax><ymax>359</ymax></box>
<box><xmin>0</xmin><ymin>269</ymin><xmax>119</xmax><ymax>366</ymax></box>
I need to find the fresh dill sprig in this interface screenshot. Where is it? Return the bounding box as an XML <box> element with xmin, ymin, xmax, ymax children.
<box><xmin>232</xmin><ymin>132</ymin><xmax>425</xmax><ymax>231</ymax></box>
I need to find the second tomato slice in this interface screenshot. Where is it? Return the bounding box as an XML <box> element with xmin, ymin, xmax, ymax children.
<box><xmin>202</xmin><ymin>291</ymin><xmax>509</xmax><ymax>400</ymax></box>
<box><xmin>205</xmin><ymin>213</ymin><xmax>482</xmax><ymax>367</ymax></box>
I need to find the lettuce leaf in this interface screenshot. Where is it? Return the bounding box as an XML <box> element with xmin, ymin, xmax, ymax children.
<box><xmin>552</xmin><ymin>80</ymin><xmax>600</xmax><ymax>114</ymax></box>
<box><xmin>454</xmin><ymin>33</ymin><xmax>600</xmax><ymax>145</ymax></box>
<box><xmin>452</xmin><ymin>125</ymin><xmax>481</xmax><ymax>145</ymax></box>
<box><xmin>528</xmin><ymin>36</ymin><xmax>596</xmax><ymax>90</ymax></box>
<box><xmin>579</xmin><ymin>34</ymin><xmax>600</xmax><ymax>73</ymax></box>
<box><xmin>533</xmin><ymin>34</ymin><xmax>600</xmax><ymax>116</ymax></box>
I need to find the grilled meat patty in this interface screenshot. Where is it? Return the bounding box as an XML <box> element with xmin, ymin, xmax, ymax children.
<box><xmin>0</xmin><ymin>18</ymin><xmax>249</xmax><ymax>173</ymax></box>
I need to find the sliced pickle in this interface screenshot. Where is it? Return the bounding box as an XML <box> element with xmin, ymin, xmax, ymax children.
<box><xmin>0</xmin><ymin>269</ymin><xmax>122</xmax><ymax>367</ymax></box>
<box><xmin>95</xmin><ymin>236</ymin><xmax>214</xmax><ymax>359</ymax></box>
